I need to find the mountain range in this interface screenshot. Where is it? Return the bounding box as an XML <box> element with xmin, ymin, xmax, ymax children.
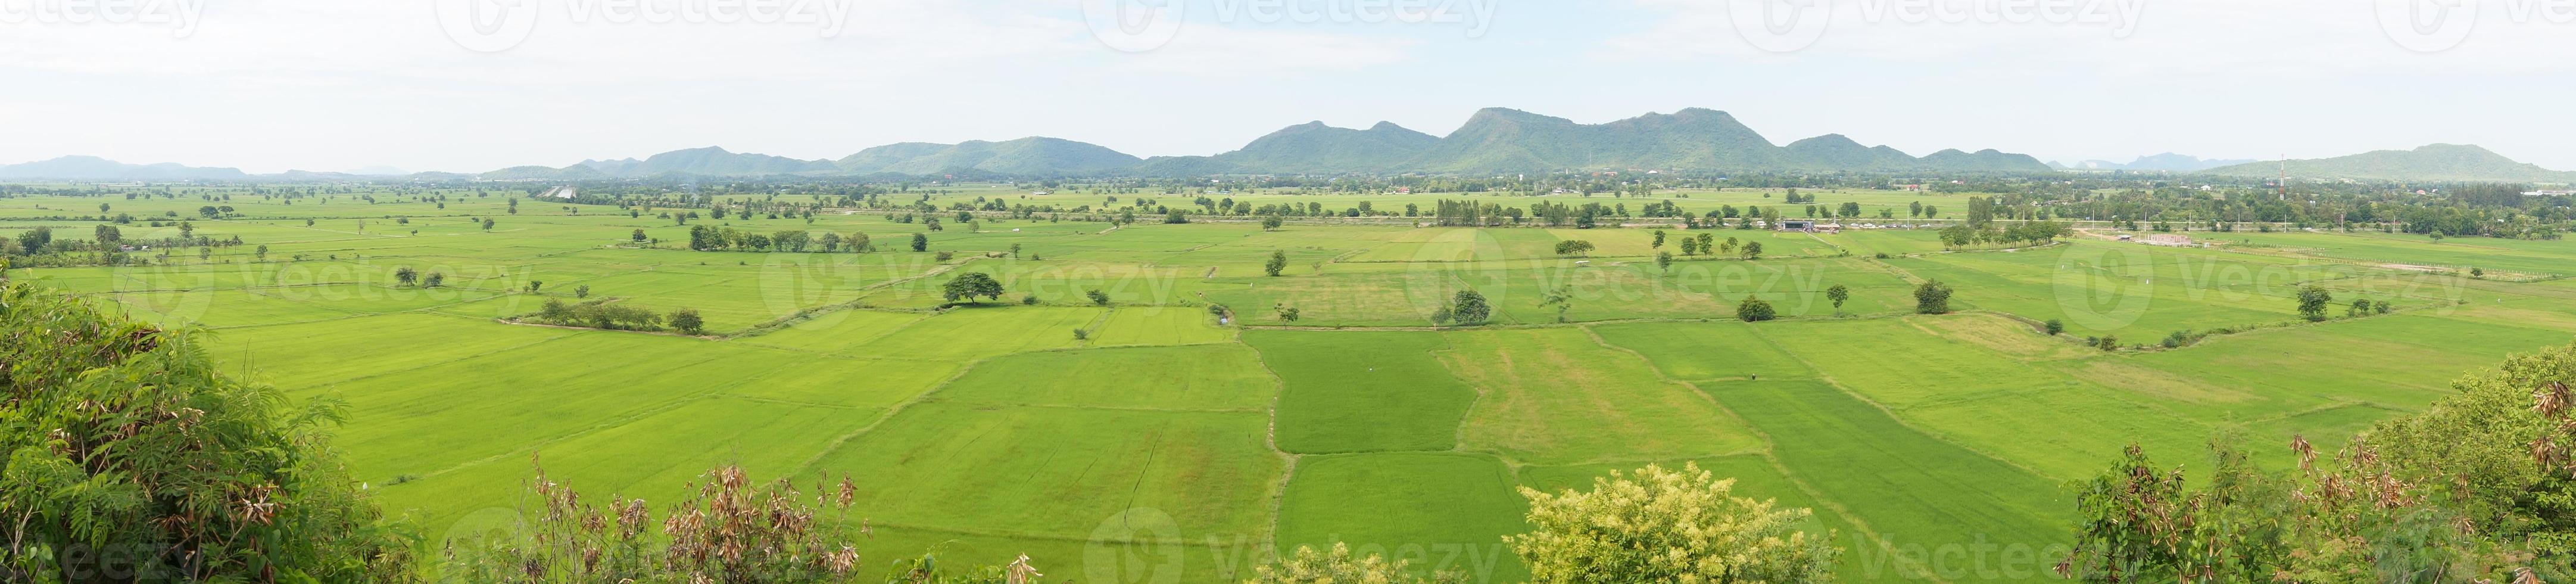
<box><xmin>5</xmin><ymin>108</ymin><xmax>2568</xmax><ymax>183</ymax></box>
<box><xmin>2200</xmin><ymin>144</ymin><xmax>2576</xmax><ymax>183</ymax></box>
<box><xmin>442</xmin><ymin>108</ymin><xmax>2053</xmax><ymax>179</ymax></box>
<box><xmin>2056</xmin><ymin>153</ymin><xmax>2259</xmax><ymax>172</ymax></box>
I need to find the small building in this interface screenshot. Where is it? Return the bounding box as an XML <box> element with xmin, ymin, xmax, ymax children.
<box><xmin>1779</xmin><ymin>220</ymin><xmax>1816</xmax><ymax>231</ymax></box>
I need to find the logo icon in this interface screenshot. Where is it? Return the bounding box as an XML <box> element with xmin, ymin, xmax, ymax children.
<box><xmin>1081</xmin><ymin>0</ymin><xmax>1187</xmax><ymax>52</ymax></box>
<box><xmin>2375</xmin><ymin>0</ymin><xmax>2479</xmax><ymax>53</ymax></box>
<box><xmin>1084</xmin><ymin>508</ymin><xmax>1185</xmax><ymax>584</ymax></box>
<box><xmin>435</xmin><ymin>0</ymin><xmax>540</xmax><ymax>53</ymax></box>
<box><xmin>1729</xmin><ymin>0</ymin><xmax>1832</xmax><ymax>53</ymax></box>
<box><xmin>2050</xmin><ymin>244</ymin><xmax>2157</xmax><ymax>333</ymax></box>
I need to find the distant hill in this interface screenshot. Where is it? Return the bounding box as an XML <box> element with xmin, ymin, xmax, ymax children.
<box><xmin>1169</xmin><ymin>108</ymin><xmax>2048</xmax><ymax>176</ymax></box>
<box><xmin>478</xmin><ymin>147</ymin><xmax>837</xmax><ymax>181</ymax></box>
<box><xmin>0</xmin><ymin>156</ymin><xmax>248</xmax><ymax>181</ymax></box>
<box><xmin>2062</xmin><ymin>153</ymin><xmax>2259</xmax><ymax>172</ymax></box>
<box><xmin>840</xmin><ymin>138</ymin><xmax>1142</xmax><ymax>176</ymax></box>
<box><xmin>1209</xmin><ymin>121</ymin><xmax>1439</xmax><ymax>174</ymax></box>
<box><xmin>2203</xmin><ymin>144</ymin><xmax>2575</xmax><ymax>182</ymax></box>
<box><xmin>0</xmin><ymin>107</ymin><xmax>2070</xmax><ymax>182</ymax></box>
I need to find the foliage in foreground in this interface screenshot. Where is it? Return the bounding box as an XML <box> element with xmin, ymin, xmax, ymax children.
<box><xmin>1247</xmin><ymin>542</ymin><xmax>1462</xmax><ymax>584</ymax></box>
<box><xmin>448</xmin><ymin>459</ymin><xmax>1044</xmax><ymax>583</ymax></box>
<box><xmin>1508</xmin><ymin>462</ymin><xmax>1838</xmax><ymax>583</ymax></box>
<box><xmin>2062</xmin><ymin>341</ymin><xmax>2576</xmax><ymax>583</ymax></box>
<box><xmin>445</xmin><ymin>459</ymin><xmax>866</xmax><ymax>583</ymax></box>
<box><xmin>0</xmin><ymin>282</ymin><xmax>413</xmax><ymax>582</ymax></box>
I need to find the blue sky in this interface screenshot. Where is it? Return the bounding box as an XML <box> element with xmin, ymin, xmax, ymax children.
<box><xmin>2</xmin><ymin>0</ymin><xmax>2569</xmax><ymax>173</ymax></box>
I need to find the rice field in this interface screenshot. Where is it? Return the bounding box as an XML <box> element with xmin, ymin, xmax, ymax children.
<box><xmin>7</xmin><ymin>189</ymin><xmax>2574</xmax><ymax>582</ymax></box>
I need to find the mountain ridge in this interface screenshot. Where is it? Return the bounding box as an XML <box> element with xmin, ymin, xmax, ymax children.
<box><xmin>15</xmin><ymin>109</ymin><xmax>2563</xmax><ymax>182</ymax></box>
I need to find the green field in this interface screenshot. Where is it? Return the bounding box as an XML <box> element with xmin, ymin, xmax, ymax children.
<box><xmin>8</xmin><ymin>188</ymin><xmax>2572</xmax><ymax>582</ymax></box>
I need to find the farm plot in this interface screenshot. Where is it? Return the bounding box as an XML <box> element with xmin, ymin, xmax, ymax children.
<box><xmin>1439</xmin><ymin>328</ymin><xmax>1763</xmax><ymax>464</ymax></box>
<box><xmin>1246</xmin><ymin>330</ymin><xmax>1476</xmax><ymax>453</ymax></box>
<box><xmin>1274</xmin><ymin>453</ymin><xmax>1530</xmax><ymax>583</ymax></box>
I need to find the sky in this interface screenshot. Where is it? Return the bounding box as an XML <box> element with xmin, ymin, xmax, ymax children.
<box><xmin>1</xmin><ymin>0</ymin><xmax>2570</xmax><ymax>174</ymax></box>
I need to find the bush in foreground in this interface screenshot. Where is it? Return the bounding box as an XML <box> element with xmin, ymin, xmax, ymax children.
<box><xmin>2062</xmin><ymin>342</ymin><xmax>2576</xmax><ymax>582</ymax></box>
<box><xmin>0</xmin><ymin>282</ymin><xmax>413</xmax><ymax>582</ymax></box>
<box><xmin>1509</xmin><ymin>463</ymin><xmax>1837</xmax><ymax>583</ymax></box>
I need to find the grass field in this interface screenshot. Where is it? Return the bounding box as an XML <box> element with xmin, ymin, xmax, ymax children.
<box><xmin>9</xmin><ymin>188</ymin><xmax>2574</xmax><ymax>582</ymax></box>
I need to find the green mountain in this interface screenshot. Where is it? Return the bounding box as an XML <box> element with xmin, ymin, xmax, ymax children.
<box><xmin>1781</xmin><ymin>134</ymin><xmax>1920</xmax><ymax>170</ymax></box>
<box><xmin>2202</xmin><ymin>144</ymin><xmax>2575</xmax><ymax>182</ymax></box>
<box><xmin>1210</xmin><ymin>121</ymin><xmax>1439</xmax><ymax>173</ymax></box>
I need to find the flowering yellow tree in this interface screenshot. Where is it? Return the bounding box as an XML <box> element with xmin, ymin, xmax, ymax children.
<box><xmin>1508</xmin><ymin>463</ymin><xmax>1837</xmax><ymax>583</ymax></box>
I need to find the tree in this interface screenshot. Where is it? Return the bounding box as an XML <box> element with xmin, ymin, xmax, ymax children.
<box><xmin>1266</xmin><ymin>250</ymin><xmax>1289</xmax><ymax>277</ymax></box>
<box><xmin>2055</xmin><ymin>337</ymin><xmax>2576</xmax><ymax>584</ymax></box>
<box><xmin>1009</xmin><ymin>243</ymin><xmax>1022</xmax><ymax>259</ymax></box>
<box><xmin>1249</xmin><ymin>543</ymin><xmax>1461</xmax><ymax>584</ymax></box>
<box><xmin>1825</xmin><ymin>284</ymin><xmax>1850</xmax><ymax>314</ymax></box>
<box><xmin>1679</xmin><ymin>237</ymin><xmax>1701</xmax><ymax>256</ymax></box>
<box><xmin>1510</xmin><ymin>463</ymin><xmax>1836</xmax><ymax>583</ymax></box>
<box><xmin>1262</xmin><ymin>215</ymin><xmax>1285</xmax><ymax>231</ymax></box>
<box><xmin>941</xmin><ymin>272</ymin><xmax>1006</xmax><ymax>304</ymax></box>
<box><xmin>526</xmin><ymin>281</ymin><xmax>544</xmax><ymax>293</ymax></box>
<box><xmin>575</xmin><ymin>285</ymin><xmax>591</xmax><ymax>299</ymax></box>
<box><xmin>480</xmin><ymin>218</ymin><xmax>495</xmax><ymax>230</ymax></box>
<box><xmin>1736</xmin><ymin>295</ymin><xmax>1777</xmax><ymax>322</ymax></box>
<box><xmin>538</xmin><ymin>297</ymin><xmax>574</xmax><ymax>322</ymax></box>
<box><xmin>1656</xmin><ymin>251</ymin><xmax>1674</xmax><ymax>273</ymax></box>
<box><xmin>2045</xmin><ymin>319</ymin><xmax>2066</xmax><ymax>336</ymax></box>
<box><xmin>254</xmin><ymin>244</ymin><xmax>268</xmax><ymax>261</ymax></box>
<box><xmin>1913</xmin><ymin>279</ymin><xmax>1953</xmax><ymax>314</ymax></box>
<box><xmin>1086</xmin><ymin>289</ymin><xmax>1111</xmax><ymax>306</ymax></box>
<box><xmin>394</xmin><ymin>266</ymin><xmax>419</xmax><ymax>286</ymax></box>
<box><xmin>94</xmin><ymin>224</ymin><xmax>121</xmax><ymax>243</ymax></box>
<box><xmin>631</xmin><ymin>228</ymin><xmax>648</xmax><ymax>242</ymax></box>
<box><xmin>0</xmin><ymin>283</ymin><xmax>413</xmax><ymax>582</ymax></box>
<box><xmin>910</xmin><ymin>232</ymin><xmax>930</xmax><ymax>252</ymax></box>
<box><xmin>2296</xmin><ymin>285</ymin><xmax>2332</xmax><ymax>321</ymax></box>
<box><xmin>668</xmin><ymin>307</ymin><xmax>704</xmax><ymax>335</ymax></box>
<box><xmin>1651</xmin><ymin>229</ymin><xmax>1667</xmax><ymax>249</ymax></box>
<box><xmin>1538</xmin><ymin>286</ymin><xmax>1576</xmax><ymax>323</ymax></box>
<box><xmin>1277</xmin><ymin>305</ymin><xmax>1301</xmax><ymax>322</ymax></box>
<box><xmin>17</xmin><ymin>226</ymin><xmax>51</xmax><ymax>253</ymax></box>
<box><xmin>423</xmin><ymin>272</ymin><xmax>445</xmax><ymax>288</ymax></box>
<box><xmin>1554</xmin><ymin>240</ymin><xmax>1596</xmax><ymax>256</ymax></box>
<box><xmin>1450</xmin><ymin>290</ymin><xmax>1492</xmax><ymax>325</ymax></box>
<box><xmin>2349</xmin><ymin>297</ymin><xmax>2375</xmax><ymax>318</ymax></box>
<box><xmin>1740</xmin><ymin>241</ymin><xmax>1764</xmax><ymax>260</ymax></box>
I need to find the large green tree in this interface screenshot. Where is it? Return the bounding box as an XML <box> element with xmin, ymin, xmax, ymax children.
<box><xmin>942</xmin><ymin>272</ymin><xmax>1006</xmax><ymax>304</ymax></box>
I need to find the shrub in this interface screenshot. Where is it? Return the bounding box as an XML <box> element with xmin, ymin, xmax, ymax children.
<box><xmin>444</xmin><ymin>460</ymin><xmax>865</xmax><ymax>583</ymax></box>
<box><xmin>1249</xmin><ymin>543</ymin><xmax>1461</xmax><ymax>583</ymax></box>
<box><xmin>1913</xmin><ymin>279</ymin><xmax>1954</xmax><ymax>315</ymax></box>
<box><xmin>0</xmin><ymin>283</ymin><xmax>414</xmax><ymax>581</ymax></box>
<box><xmin>1736</xmin><ymin>296</ymin><xmax>1777</xmax><ymax>322</ymax></box>
<box><xmin>1510</xmin><ymin>463</ymin><xmax>1836</xmax><ymax>583</ymax></box>
<box><xmin>2044</xmin><ymin>319</ymin><xmax>2066</xmax><ymax>336</ymax></box>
